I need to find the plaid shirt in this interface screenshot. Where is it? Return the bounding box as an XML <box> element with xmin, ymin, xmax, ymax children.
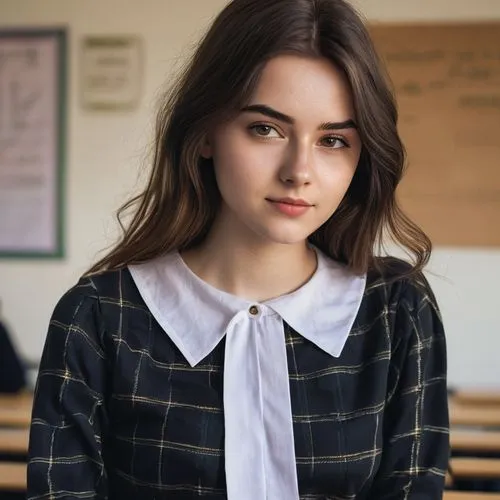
<box><xmin>28</xmin><ymin>257</ymin><xmax>449</xmax><ymax>499</ymax></box>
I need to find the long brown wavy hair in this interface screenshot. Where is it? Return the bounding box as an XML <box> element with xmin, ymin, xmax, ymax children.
<box><xmin>87</xmin><ymin>0</ymin><xmax>431</xmax><ymax>277</ymax></box>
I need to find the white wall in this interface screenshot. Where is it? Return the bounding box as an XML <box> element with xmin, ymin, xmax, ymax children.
<box><xmin>0</xmin><ymin>0</ymin><xmax>499</xmax><ymax>388</ymax></box>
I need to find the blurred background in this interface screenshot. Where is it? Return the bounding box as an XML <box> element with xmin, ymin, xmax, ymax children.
<box><xmin>0</xmin><ymin>0</ymin><xmax>499</xmax><ymax>497</ymax></box>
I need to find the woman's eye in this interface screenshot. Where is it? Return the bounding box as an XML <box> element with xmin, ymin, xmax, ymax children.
<box><xmin>320</xmin><ymin>136</ymin><xmax>349</xmax><ymax>149</ymax></box>
<box><xmin>250</xmin><ymin>124</ymin><xmax>281</xmax><ymax>138</ymax></box>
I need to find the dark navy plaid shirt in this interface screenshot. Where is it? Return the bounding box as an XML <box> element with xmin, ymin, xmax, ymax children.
<box><xmin>28</xmin><ymin>257</ymin><xmax>449</xmax><ymax>499</ymax></box>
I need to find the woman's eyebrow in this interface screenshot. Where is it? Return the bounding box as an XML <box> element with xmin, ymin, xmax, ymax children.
<box><xmin>240</xmin><ymin>104</ymin><xmax>357</xmax><ymax>130</ymax></box>
<box><xmin>318</xmin><ymin>119</ymin><xmax>357</xmax><ymax>131</ymax></box>
<box><xmin>241</xmin><ymin>104</ymin><xmax>294</xmax><ymax>124</ymax></box>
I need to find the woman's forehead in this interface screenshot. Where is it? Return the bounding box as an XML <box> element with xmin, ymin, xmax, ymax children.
<box><xmin>248</xmin><ymin>55</ymin><xmax>355</xmax><ymax>123</ymax></box>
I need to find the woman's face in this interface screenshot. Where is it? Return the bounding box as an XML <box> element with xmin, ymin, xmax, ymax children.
<box><xmin>202</xmin><ymin>54</ymin><xmax>362</xmax><ymax>248</ymax></box>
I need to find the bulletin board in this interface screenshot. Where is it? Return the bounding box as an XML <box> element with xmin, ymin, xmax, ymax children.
<box><xmin>370</xmin><ymin>23</ymin><xmax>500</xmax><ymax>247</ymax></box>
<box><xmin>0</xmin><ymin>28</ymin><xmax>67</xmax><ymax>258</ymax></box>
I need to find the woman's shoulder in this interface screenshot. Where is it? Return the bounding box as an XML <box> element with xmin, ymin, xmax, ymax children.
<box><xmin>365</xmin><ymin>256</ymin><xmax>438</xmax><ymax>310</ymax></box>
<box><xmin>82</xmin><ymin>266</ymin><xmax>138</xmax><ymax>299</ymax></box>
<box><xmin>51</xmin><ymin>266</ymin><xmax>143</xmax><ymax>324</ymax></box>
<box><xmin>360</xmin><ymin>257</ymin><xmax>443</xmax><ymax>353</ymax></box>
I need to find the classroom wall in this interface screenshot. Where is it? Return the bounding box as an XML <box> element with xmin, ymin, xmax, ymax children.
<box><xmin>0</xmin><ymin>0</ymin><xmax>499</xmax><ymax>388</ymax></box>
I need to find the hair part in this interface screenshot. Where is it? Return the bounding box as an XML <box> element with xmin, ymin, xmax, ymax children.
<box><xmin>87</xmin><ymin>0</ymin><xmax>431</xmax><ymax>280</ymax></box>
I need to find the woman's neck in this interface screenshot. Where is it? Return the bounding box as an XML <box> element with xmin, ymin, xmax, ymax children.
<box><xmin>180</xmin><ymin>236</ymin><xmax>317</xmax><ymax>303</ymax></box>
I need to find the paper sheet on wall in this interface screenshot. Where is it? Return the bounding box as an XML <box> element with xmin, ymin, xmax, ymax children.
<box><xmin>0</xmin><ymin>33</ymin><xmax>62</xmax><ymax>256</ymax></box>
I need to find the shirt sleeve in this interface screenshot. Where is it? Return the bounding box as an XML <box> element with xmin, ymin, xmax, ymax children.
<box><xmin>368</xmin><ymin>275</ymin><xmax>449</xmax><ymax>499</ymax></box>
<box><xmin>27</xmin><ymin>279</ymin><xmax>109</xmax><ymax>500</ymax></box>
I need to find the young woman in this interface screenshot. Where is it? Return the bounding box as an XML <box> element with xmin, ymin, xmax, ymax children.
<box><xmin>27</xmin><ymin>0</ymin><xmax>449</xmax><ymax>498</ymax></box>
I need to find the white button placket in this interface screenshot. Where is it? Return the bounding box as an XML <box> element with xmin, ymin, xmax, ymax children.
<box><xmin>258</xmin><ymin>310</ymin><xmax>299</xmax><ymax>499</ymax></box>
<box><xmin>224</xmin><ymin>308</ymin><xmax>266</xmax><ymax>499</ymax></box>
<box><xmin>223</xmin><ymin>306</ymin><xmax>299</xmax><ymax>500</ymax></box>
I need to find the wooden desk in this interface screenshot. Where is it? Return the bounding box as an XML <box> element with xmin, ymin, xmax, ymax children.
<box><xmin>0</xmin><ymin>392</ymin><xmax>33</xmax><ymax>407</ymax></box>
<box><xmin>0</xmin><ymin>392</ymin><xmax>32</xmax><ymax>427</ymax></box>
<box><xmin>0</xmin><ymin>462</ymin><xmax>26</xmax><ymax>491</ymax></box>
<box><xmin>452</xmin><ymin>390</ymin><xmax>500</xmax><ymax>406</ymax></box>
<box><xmin>450</xmin><ymin>405</ymin><xmax>500</xmax><ymax>428</ymax></box>
<box><xmin>450</xmin><ymin>457</ymin><xmax>500</xmax><ymax>479</ymax></box>
<box><xmin>445</xmin><ymin>493</ymin><xmax>500</xmax><ymax>500</ymax></box>
<box><xmin>451</xmin><ymin>430</ymin><xmax>500</xmax><ymax>453</ymax></box>
<box><xmin>0</xmin><ymin>428</ymin><xmax>29</xmax><ymax>454</ymax></box>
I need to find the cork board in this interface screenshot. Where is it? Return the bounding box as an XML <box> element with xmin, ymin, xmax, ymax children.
<box><xmin>370</xmin><ymin>23</ymin><xmax>500</xmax><ymax>247</ymax></box>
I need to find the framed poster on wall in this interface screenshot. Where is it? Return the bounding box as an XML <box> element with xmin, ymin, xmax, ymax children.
<box><xmin>0</xmin><ymin>28</ymin><xmax>67</xmax><ymax>258</ymax></box>
<box><xmin>80</xmin><ymin>35</ymin><xmax>143</xmax><ymax>110</ymax></box>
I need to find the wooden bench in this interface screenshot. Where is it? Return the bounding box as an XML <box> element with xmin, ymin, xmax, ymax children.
<box><xmin>0</xmin><ymin>392</ymin><xmax>33</xmax><ymax>427</ymax></box>
<box><xmin>450</xmin><ymin>405</ymin><xmax>500</xmax><ymax>428</ymax></box>
<box><xmin>452</xmin><ymin>391</ymin><xmax>500</xmax><ymax>407</ymax></box>
<box><xmin>0</xmin><ymin>462</ymin><xmax>26</xmax><ymax>491</ymax></box>
<box><xmin>451</xmin><ymin>430</ymin><xmax>500</xmax><ymax>453</ymax></box>
<box><xmin>0</xmin><ymin>392</ymin><xmax>33</xmax><ymax>407</ymax></box>
<box><xmin>445</xmin><ymin>493</ymin><xmax>500</xmax><ymax>499</ymax></box>
<box><xmin>450</xmin><ymin>457</ymin><xmax>500</xmax><ymax>479</ymax></box>
<box><xmin>0</xmin><ymin>428</ymin><xmax>29</xmax><ymax>454</ymax></box>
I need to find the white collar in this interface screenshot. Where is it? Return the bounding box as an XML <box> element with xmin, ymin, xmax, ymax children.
<box><xmin>128</xmin><ymin>248</ymin><xmax>366</xmax><ymax>367</ymax></box>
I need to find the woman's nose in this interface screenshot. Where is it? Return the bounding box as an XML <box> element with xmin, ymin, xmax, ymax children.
<box><xmin>278</xmin><ymin>142</ymin><xmax>312</xmax><ymax>186</ymax></box>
